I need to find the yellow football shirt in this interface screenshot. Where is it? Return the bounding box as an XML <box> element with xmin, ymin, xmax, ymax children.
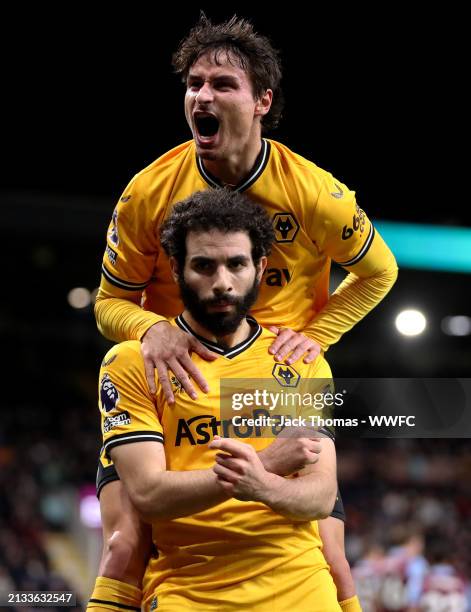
<box><xmin>99</xmin><ymin>317</ymin><xmax>341</xmax><ymax>610</ymax></box>
<box><xmin>96</xmin><ymin>139</ymin><xmax>397</xmax><ymax>348</ymax></box>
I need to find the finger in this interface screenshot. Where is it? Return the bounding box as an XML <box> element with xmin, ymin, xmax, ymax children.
<box><xmin>178</xmin><ymin>353</ymin><xmax>210</xmax><ymax>394</ymax></box>
<box><xmin>155</xmin><ymin>362</ymin><xmax>174</xmax><ymax>404</ymax></box>
<box><xmin>215</xmin><ymin>452</ymin><xmax>231</xmax><ymax>460</ymax></box>
<box><xmin>191</xmin><ymin>338</ymin><xmax>219</xmax><ymax>362</ymax></box>
<box><xmin>273</xmin><ymin>335</ymin><xmax>302</xmax><ymax>361</ymax></box>
<box><xmin>216</xmin><ymin>478</ymin><xmax>234</xmax><ymax>496</ymax></box>
<box><xmin>167</xmin><ymin>360</ymin><xmax>198</xmax><ymax>400</ymax></box>
<box><xmin>269</xmin><ymin>329</ymin><xmax>296</xmax><ymax>357</ymax></box>
<box><xmin>209</xmin><ymin>437</ymin><xmax>251</xmax><ymax>457</ymax></box>
<box><xmin>215</xmin><ymin>455</ymin><xmax>244</xmax><ymax>474</ymax></box>
<box><xmin>143</xmin><ymin>356</ymin><xmax>157</xmax><ymax>395</ymax></box>
<box><xmin>267</xmin><ymin>326</ymin><xmax>279</xmax><ymax>337</ymax></box>
<box><xmin>284</xmin><ymin>339</ymin><xmax>312</xmax><ymax>365</ymax></box>
<box><xmin>303</xmin><ymin>344</ymin><xmax>321</xmax><ymax>363</ymax></box>
<box><xmin>213</xmin><ymin>463</ymin><xmax>239</xmax><ymax>483</ymax></box>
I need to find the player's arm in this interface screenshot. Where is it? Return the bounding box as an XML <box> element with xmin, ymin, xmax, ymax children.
<box><xmin>95</xmin><ymin>178</ymin><xmax>167</xmax><ymax>343</ymax></box>
<box><xmin>101</xmin><ymin>343</ymin><xmax>228</xmax><ymax>521</ymax></box>
<box><xmin>319</xmin><ymin>517</ymin><xmax>358</xmax><ymax>602</ymax></box>
<box><xmin>210</xmin><ymin>436</ymin><xmax>337</xmax><ymax>521</ymax></box>
<box><xmin>304</xmin><ymin>175</ymin><xmax>398</xmax><ymax>351</ymax></box>
<box><xmin>263</xmin><ymin>436</ymin><xmax>337</xmax><ymax>521</ymax></box>
<box><xmin>304</xmin><ymin>232</ymin><xmax>398</xmax><ymax>351</ymax></box>
<box><xmin>95</xmin><ymin>278</ymin><xmax>168</xmax><ymax>343</ymax></box>
<box><xmin>110</xmin><ymin>442</ymin><xmax>229</xmax><ymax>522</ymax></box>
<box><xmin>95</xmin><ymin>183</ymin><xmax>215</xmax><ymax>397</ymax></box>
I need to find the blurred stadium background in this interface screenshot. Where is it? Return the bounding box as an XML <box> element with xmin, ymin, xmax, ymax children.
<box><xmin>1</xmin><ymin>7</ymin><xmax>468</xmax><ymax>611</ymax></box>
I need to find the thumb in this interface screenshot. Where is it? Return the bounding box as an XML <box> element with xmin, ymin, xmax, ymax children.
<box><xmin>268</xmin><ymin>325</ymin><xmax>279</xmax><ymax>335</ymax></box>
<box><xmin>209</xmin><ymin>435</ymin><xmax>222</xmax><ymax>449</ymax></box>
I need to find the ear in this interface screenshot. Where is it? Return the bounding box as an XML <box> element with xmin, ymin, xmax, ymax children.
<box><xmin>255</xmin><ymin>89</ymin><xmax>273</xmax><ymax>118</ymax></box>
<box><xmin>169</xmin><ymin>256</ymin><xmax>180</xmax><ymax>283</ymax></box>
<box><xmin>256</xmin><ymin>256</ymin><xmax>268</xmax><ymax>281</ymax></box>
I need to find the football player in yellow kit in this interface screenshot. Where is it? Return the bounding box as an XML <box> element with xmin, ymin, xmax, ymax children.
<box><xmin>89</xmin><ymin>190</ymin><xmax>343</xmax><ymax>611</ymax></box>
<box><xmin>91</xmin><ymin>14</ymin><xmax>397</xmax><ymax>611</ymax></box>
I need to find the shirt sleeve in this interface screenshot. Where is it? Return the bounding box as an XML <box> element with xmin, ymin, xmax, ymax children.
<box><xmin>94</xmin><ymin>278</ymin><xmax>168</xmax><ymax>342</ymax></box>
<box><xmin>95</xmin><ymin>176</ymin><xmax>169</xmax><ymax>342</ymax></box>
<box><xmin>99</xmin><ymin>342</ymin><xmax>164</xmax><ymax>459</ymax></box>
<box><xmin>101</xmin><ymin>177</ymin><xmax>159</xmax><ymax>291</ymax></box>
<box><xmin>310</xmin><ymin>173</ymin><xmax>374</xmax><ymax>267</ymax></box>
<box><xmin>305</xmin><ymin>173</ymin><xmax>398</xmax><ymax>350</ymax></box>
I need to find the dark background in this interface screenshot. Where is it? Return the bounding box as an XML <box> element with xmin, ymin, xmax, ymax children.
<box><xmin>1</xmin><ymin>6</ymin><xmax>469</xmax><ymax>605</ymax></box>
<box><xmin>2</xmin><ymin>5</ymin><xmax>468</xmax><ymax>379</ymax></box>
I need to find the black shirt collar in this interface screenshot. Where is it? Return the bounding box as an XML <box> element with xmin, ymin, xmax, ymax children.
<box><xmin>196</xmin><ymin>139</ymin><xmax>270</xmax><ymax>192</ymax></box>
<box><xmin>175</xmin><ymin>314</ymin><xmax>262</xmax><ymax>359</ymax></box>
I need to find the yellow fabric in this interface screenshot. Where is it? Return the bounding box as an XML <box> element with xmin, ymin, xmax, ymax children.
<box><xmin>339</xmin><ymin>594</ymin><xmax>362</xmax><ymax>612</ymax></box>
<box><xmin>87</xmin><ymin>576</ymin><xmax>141</xmax><ymax>611</ymax></box>
<box><xmin>304</xmin><ymin>232</ymin><xmax>398</xmax><ymax>350</ymax></box>
<box><xmin>95</xmin><ymin>139</ymin><xmax>397</xmax><ymax>348</ymax></box>
<box><xmin>95</xmin><ymin>277</ymin><xmax>168</xmax><ymax>343</ymax></box>
<box><xmin>145</xmin><ymin>565</ymin><xmax>341</xmax><ymax>611</ymax></box>
<box><xmin>98</xmin><ymin>320</ymin><xmax>339</xmax><ymax>609</ymax></box>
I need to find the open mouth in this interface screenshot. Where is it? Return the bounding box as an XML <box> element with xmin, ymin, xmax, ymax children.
<box><xmin>195</xmin><ymin>114</ymin><xmax>220</xmax><ymax>138</ymax></box>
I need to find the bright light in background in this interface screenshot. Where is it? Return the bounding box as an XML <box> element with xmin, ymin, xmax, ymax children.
<box><xmin>80</xmin><ymin>494</ymin><xmax>102</xmax><ymax>528</ymax></box>
<box><xmin>395</xmin><ymin>309</ymin><xmax>427</xmax><ymax>336</ymax></box>
<box><xmin>67</xmin><ymin>287</ymin><xmax>91</xmax><ymax>309</ymax></box>
<box><xmin>441</xmin><ymin>316</ymin><xmax>471</xmax><ymax>336</ymax></box>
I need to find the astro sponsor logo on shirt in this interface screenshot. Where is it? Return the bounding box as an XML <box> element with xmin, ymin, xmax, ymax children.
<box><xmin>175</xmin><ymin>411</ymin><xmax>285</xmax><ymax>445</ymax></box>
<box><xmin>103</xmin><ymin>411</ymin><xmax>131</xmax><ymax>433</ymax></box>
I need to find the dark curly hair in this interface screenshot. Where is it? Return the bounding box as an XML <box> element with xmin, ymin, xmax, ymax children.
<box><xmin>160</xmin><ymin>189</ymin><xmax>275</xmax><ymax>271</ymax></box>
<box><xmin>172</xmin><ymin>14</ymin><xmax>284</xmax><ymax>132</ymax></box>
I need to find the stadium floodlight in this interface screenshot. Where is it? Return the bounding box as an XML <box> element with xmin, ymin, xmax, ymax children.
<box><xmin>67</xmin><ymin>287</ymin><xmax>91</xmax><ymax>309</ymax></box>
<box><xmin>395</xmin><ymin>309</ymin><xmax>427</xmax><ymax>336</ymax></box>
<box><xmin>80</xmin><ymin>494</ymin><xmax>102</xmax><ymax>528</ymax></box>
<box><xmin>441</xmin><ymin>315</ymin><xmax>471</xmax><ymax>336</ymax></box>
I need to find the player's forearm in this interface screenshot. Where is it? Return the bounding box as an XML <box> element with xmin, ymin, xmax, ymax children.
<box><xmin>306</xmin><ymin>230</ymin><xmax>398</xmax><ymax>350</ymax></box>
<box><xmin>95</xmin><ymin>286</ymin><xmax>166</xmax><ymax>342</ymax></box>
<box><xmin>259</xmin><ymin>472</ymin><xmax>337</xmax><ymax>521</ymax></box>
<box><xmin>133</xmin><ymin>469</ymin><xmax>229</xmax><ymax>521</ymax></box>
<box><xmin>328</xmin><ymin>556</ymin><xmax>357</xmax><ymax>601</ymax></box>
<box><xmin>304</xmin><ymin>264</ymin><xmax>398</xmax><ymax>351</ymax></box>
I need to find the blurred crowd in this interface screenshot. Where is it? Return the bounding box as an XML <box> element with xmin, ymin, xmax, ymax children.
<box><xmin>0</xmin><ymin>379</ymin><xmax>98</xmax><ymax>610</ymax></box>
<box><xmin>1</xmin><ymin>394</ymin><xmax>470</xmax><ymax>610</ymax></box>
<box><xmin>340</xmin><ymin>439</ymin><xmax>471</xmax><ymax>610</ymax></box>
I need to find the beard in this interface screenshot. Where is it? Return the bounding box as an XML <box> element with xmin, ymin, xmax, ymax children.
<box><xmin>178</xmin><ymin>275</ymin><xmax>260</xmax><ymax>337</ymax></box>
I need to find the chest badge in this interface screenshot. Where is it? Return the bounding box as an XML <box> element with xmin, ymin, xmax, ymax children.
<box><xmin>272</xmin><ymin>213</ymin><xmax>299</xmax><ymax>243</ymax></box>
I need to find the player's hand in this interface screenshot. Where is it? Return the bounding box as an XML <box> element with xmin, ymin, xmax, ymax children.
<box><xmin>268</xmin><ymin>326</ymin><xmax>321</xmax><ymax>364</ymax></box>
<box><xmin>258</xmin><ymin>434</ymin><xmax>322</xmax><ymax>476</ymax></box>
<box><xmin>141</xmin><ymin>320</ymin><xmax>218</xmax><ymax>402</ymax></box>
<box><xmin>209</xmin><ymin>436</ymin><xmax>276</xmax><ymax>502</ymax></box>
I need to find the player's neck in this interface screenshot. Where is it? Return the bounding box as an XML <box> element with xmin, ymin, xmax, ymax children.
<box><xmin>181</xmin><ymin>310</ymin><xmax>252</xmax><ymax>349</ymax></box>
<box><xmin>202</xmin><ymin>136</ymin><xmax>263</xmax><ymax>187</ymax></box>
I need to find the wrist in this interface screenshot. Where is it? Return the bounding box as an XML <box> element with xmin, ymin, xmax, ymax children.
<box><xmin>141</xmin><ymin>319</ymin><xmax>170</xmax><ymax>341</ymax></box>
<box><xmin>256</xmin><ymin>471</ymin><xmax>284</xmax><ymax>506</ymax></box>
<box><xmin>257</xmin><ymin>448</ymin><xmax>274</xmax><ymax>474</ymax></box>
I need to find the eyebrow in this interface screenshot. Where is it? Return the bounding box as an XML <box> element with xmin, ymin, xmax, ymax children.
<box><xmin>187</xmin><ymin>73</ymin><xmax>240</xmax><ymax>84</ymax></box>
<box><xmin>189</xmin><ymin>255</ymin><xmax>250</xmax><ymax>263</ymax></box>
